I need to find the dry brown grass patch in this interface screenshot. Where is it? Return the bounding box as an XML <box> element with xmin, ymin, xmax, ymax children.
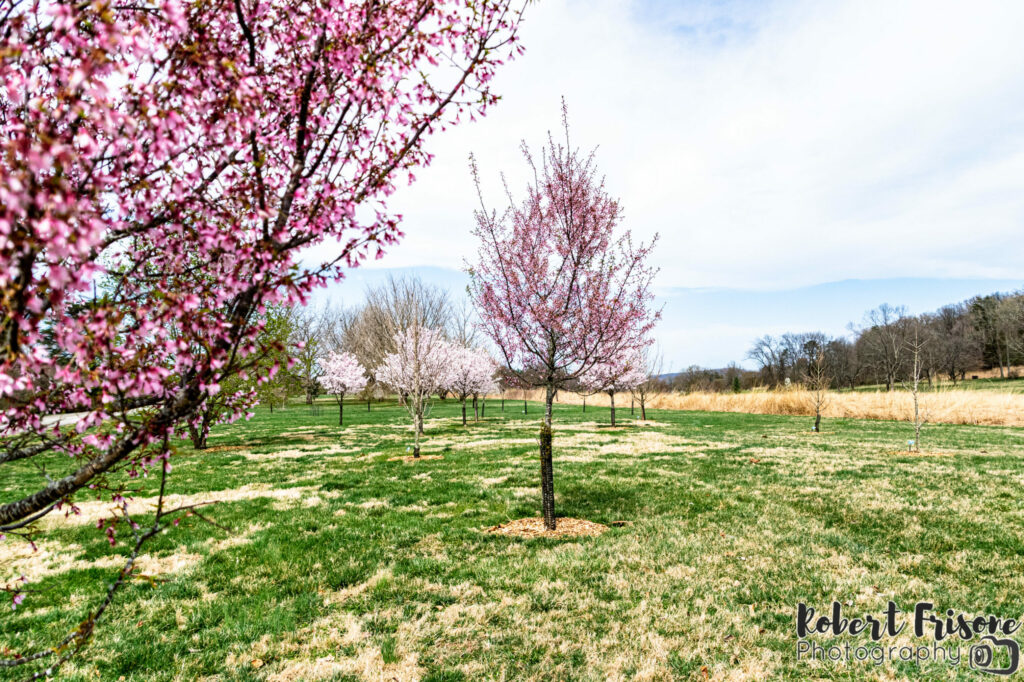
<box><xmin>511</xmin><ymin>386</ymin><xmax>1024</xmax><ymax>426</ymax></box>
<box><xmin>884</xmin><ymin>449</ymin><xmax>956</xmax><ymax>457</ymax></box>
<box><xmin>484</xmin><ymin>517</ymin><xmax>608</xmax><ymax>538</ymax></box>
<box><xmin>197</xmin><ymin>444</ymin><xmax>249</xmax><ymax>454</ymax></box>
<box><xmin>39</xmin><ymin>484</ymin><xmax>318</xmax><ymax>529</ymax></box>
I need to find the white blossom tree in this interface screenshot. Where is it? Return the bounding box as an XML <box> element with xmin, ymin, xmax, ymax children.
<box><xmin>447</xmin><ymin>346</ymin><xmax>498</xmax><ymax>425</ymax></box>
<box><xmin>320</xmin><ymin>352</ymin><xmax>368</xmax><ymax>427</ymax></box>
<box><xmin>377</xmin><ymin>326</ymin><xmax>455</xmax><ymax>457</ymax></box>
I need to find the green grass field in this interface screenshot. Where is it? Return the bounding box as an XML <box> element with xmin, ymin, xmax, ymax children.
<box><xmin>3</xmin><ymin>399</ymin><xmax>1024</xmax><ymax>680</ymax></box>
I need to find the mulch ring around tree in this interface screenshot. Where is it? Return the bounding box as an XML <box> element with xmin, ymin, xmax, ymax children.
<box><xmin>484</xmin><ymin>517</ymin><xmax>616</xmax><ymax>538</ymax></box>
<box><xmin>386</xmin><ymin>454</ymin><xmax>445</xmax><ymax>462</ymax></box>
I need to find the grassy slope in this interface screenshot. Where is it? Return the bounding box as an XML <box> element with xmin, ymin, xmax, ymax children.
<box><xmin>2</xmin><ymin>399</ymin><xmax>1024</xmax><ymax>681</ymax></box>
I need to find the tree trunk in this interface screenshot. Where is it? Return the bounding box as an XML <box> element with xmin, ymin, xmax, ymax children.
<box><xmin>481</xmin><ymin>398</ymin><xmax>485</xmax><ymax>418</ymax></box>
<box><xmin>472</xmin><ymin>395</ymin><xmax>478</xmax><ymax>421</ymax></box>
<box><xmin>539</xmin><ymin>384</ymin><xmax>556</xmax><ymax>530</ymax></box>
<box><xmin>189</xmin><ymin>409</ymin><xmax>212</xmax><ymax>449</ymax></box>
<box><xmin>461</xmin><ymin>400</ymin><xmax>467</xmax><ymax>426</ymax></box>
<box><xmin>269</xmin><ymin>403</ymin><xmax>273</xmax><ymax>414</ymax></box>
<box><xmin>609</xmin><ymin>391</ymin><xmax>616</xmax><ymax>426</ymax></box>
<box><xmin>814</xmin><ymin>411</ymin><xmax>821</xmax><ymax>433</ymax></box>
<box><xmin>582</xmin><ymin>396</ymin><xmax>586</xmax><ymax>413</ymax></box>
<box><xmin>913</xmin><ymin>388</ymin><xmax>921</xmax><ymax>453</ymax></box>
<box><xmin>640</xmin><ymin>398</ymin><xmax>646</xmax><ymax>421</ymax></box>
<box><xmin>338</xmin><ymin>395</ymin><xmax>344</xmax><ymax>426</ymax></box>
<box><xmin>188</xmin><ymin>423</ymin><xmax>208</xmax><ymax>450</ymax></box>
<box><xmin>367</xmin><ymin>398</ymin><xmax>371</xmax><ymax>411</ymax></box>
<box><xmin>414</xmin><ymin>413</ymin><xmax>423</xmax><ymax>457</ymax></box>
<box><xmin>501</xmin><ymin>397</ymin><xmax>504</xmax><ymax>412</ymax></box>
<box><xmin>523</xmin><ymin>400</ymin><xmax>527</xmax><ymax>414</ymax></box>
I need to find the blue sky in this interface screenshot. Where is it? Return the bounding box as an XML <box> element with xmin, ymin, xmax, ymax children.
<box><xmin>306</xmin><ymin>0</ymin><xmax>1024</xmax><ymax>368</ymax></box>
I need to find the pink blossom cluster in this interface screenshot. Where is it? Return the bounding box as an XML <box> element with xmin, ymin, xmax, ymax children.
<box><xmin>579</xmin><ymin>352</ymin><xmax>647</xmax><ymax>395</ymax></box>
<box><xmin>468</xmin><ymin>103</ymin><xmax>659</xmax><ymax>389</ymax></box>
<box><xmin>0</xmin><ymin>0</ymin><xmax>524</xmax><ymax>531</ymax></box>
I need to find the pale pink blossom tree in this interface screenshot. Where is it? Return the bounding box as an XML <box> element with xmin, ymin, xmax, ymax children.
<box><xmin>377</xmin><ymin>327</ymin><xmax>455</xmax><ymax>457</ymax></box>
<box><xmin>320</xmin><ymin>351</ymin><xmax>368</xmax><ymax>427</ymax></box>
<box><xmin>472</xmin><ymin>365</ymin><xmax>500</xmax><ymax>421</ymax></box>
<box><xmin>447</xmin><ymin>345</ymin><xmax>497</xmax><ymax>425</ymax></box>
<box><xmin>580</xmin><ymin>352</ymin><xmax>647</xmax><ymax>426</ymax></box>
<box><xmin>0</xmin><ymin>0</ymin><xmax>523</xmax><ymax>671</ymax></box>
<box><xmin>468</xmin><ymin>103</ymin><xmax>659</xmax><ymax>530</ymax></box>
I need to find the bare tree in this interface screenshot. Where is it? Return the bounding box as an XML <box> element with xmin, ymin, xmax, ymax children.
<box><xmin>746</xmin><ymin>335</ymin><xmax>787</xmax><ymax>387</ymax></box>
<box><xmin>969</xmin><ymin>294</ymin><xmax>1011</xmax><ymax>378</ymax></box>
<box><xmin>995</xmin><ymin>296</ymin><xmax>1023</xmax><ymax>376</ymax></box>
<box><xmin>449</xmin><ymin>297</ymin><xmax>480</xmax><ymax>348</ymax></box>
<box><xmin>804</xmin><ymin>349</ymin><xmax>831</xmax><ymax>432</ymax></box>
<box><xmin>857</xmin><ymin>304</ymin><xmax>910</xmax><ymax>391</ymax></box>
<box><xmin>823</xmin><ymin>337</ymin><xmax>859</xmax><ymax>390</ymax></box>
<box><xmin>931</xmin><ymin>303</ymin><xmax>981</xmax><ymax>384</ymax></box>
<box><xmin>903</xmin><ymin>326</ymin><xmax>928</xmax><ymax>453</ymax></box>
<box><xmin>345</xmin><ymin>275</ymin><xmax>452</xmax><ymax>377</ymax></box>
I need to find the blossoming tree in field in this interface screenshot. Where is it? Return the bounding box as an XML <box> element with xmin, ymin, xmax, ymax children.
<box><xmin>630</xmin><ymin>346</ymin><xmax>663</xmax><ymax>422</ymax></box>
<box><xmin>377</xmin><ymin>327</ymin><xmax>455</xmax><ymax>457</ymax></box>
<box><xmin>320</xmin><ymin>352</ymin><xmax>368</xmax><ymax>427</ymax></box>
<box><xmin>580</xmin><ymin>353</ymin><xmax>647</xmax><ymax>426</ymax></box>
<box><xmin>468</xmin><ymin>103</ymin><xmax>659</xmax><ymax>530</ymax></box>
<box><xmin>448</xmin><ymin>346</ymin><xmax>497</xmax><ymax>425</ymax></box>
<box><xmin>0</xmin><ymin>0</ymin><xmax>523</xmax><ymax>671</ymax></box>
<box><xmin>472</xmin><ymin>364</ymin><xmax>499</xmax><ymax>421</ymax></box>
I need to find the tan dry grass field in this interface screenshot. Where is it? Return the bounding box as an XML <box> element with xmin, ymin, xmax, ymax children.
<box><xmin>507</xmin><ymin>386</ymin><xmax>1024</xmax><ymax>426</ymax></box>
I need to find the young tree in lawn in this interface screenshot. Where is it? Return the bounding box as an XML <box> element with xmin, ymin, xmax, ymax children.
<box><xmin>570</xmin><ymin>374</ymin><xmax>597</xmax><ymax>414</ymax></box>
<box><xmin>0</xmin><ymin>1</ymin><xmax>523</xmax><ymax>673</ymax></box>
<box><xmin>580</xmin><ymin>353</ymin><xmax>647</xmax><ymax>426</ymax></box>
<box><xmin>320</xmin><ymin>352</ymin><xmax>368</xmax><ymax>427</ymax></box>
<box><xmin>631</xmin><ymin>346</ymin><xmax>663</xmax><ymax>422</ymax></box>
<box><xmin>448</xmin><ymin>346</ymin><xmax>497</xmax><ymax>426</ymax></box>
<box><xmin>803</xmin><ymin>349</ymin><xmax>831</xmax><ymax>433</ymax></box>
<box><xmin>377</xmin><ymin>327</ymin><xmax>455</xmax><ymax>457</ymax></box>
<box><xmin>472</xmin><ymin>364</ymin><xmax>499</xmax><ymax>421</ymax></box>
<box><xmin>468</xmin><ymin>103</ymin><xmax>659</xmax><ymax>530</ymax></box>
<box><xmin>903</xmin><ymin>327</ymin><xmax>928</xmax><ymax>453</ymax></box>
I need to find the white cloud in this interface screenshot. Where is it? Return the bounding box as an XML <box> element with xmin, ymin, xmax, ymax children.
<box><xmin>308</xmin><ymin>0</ymin><xmax>1024</xmax><ymax>292</ymax></box>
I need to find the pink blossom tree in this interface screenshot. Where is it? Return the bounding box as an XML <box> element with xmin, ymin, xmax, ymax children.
<box><xmin>468</xmin><ymin>103</ymin><xmax>659</xmax><ymax>530</ymax></box>
<box><xmin>0</xmin><ymin>0</ymin><xmax>523</xmax><ymax>672</ymax></box>
<box><xmin>377</xmin><ymin>327</ymin><xmax>455</xmax><ymax>457</ymax></box>
<box><xmin>580</xmin><ymin>352</ymin><xmax>648</xmax><ymax>426</ymax></box>
<box><xmin>447</xmin><ymin>345</ymin><xmax>497</xmax><ymax>425</ymax></box>
<box><xmin>320</xmin><ymin>351</ymin><xmax>368</xmax><ymax>427</ymax></box>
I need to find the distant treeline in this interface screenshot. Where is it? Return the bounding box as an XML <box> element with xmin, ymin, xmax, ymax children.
<box><xmin>665</xmin><ymin>290</ymin><xmax>1024</xmax><ymax>393</ymax></box>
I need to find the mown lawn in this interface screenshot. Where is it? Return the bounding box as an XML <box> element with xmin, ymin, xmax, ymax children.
<box><xmin>2</xmin><ymin>398</ymin><xmax>1024</xmax><ymax>680</ymax></box>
